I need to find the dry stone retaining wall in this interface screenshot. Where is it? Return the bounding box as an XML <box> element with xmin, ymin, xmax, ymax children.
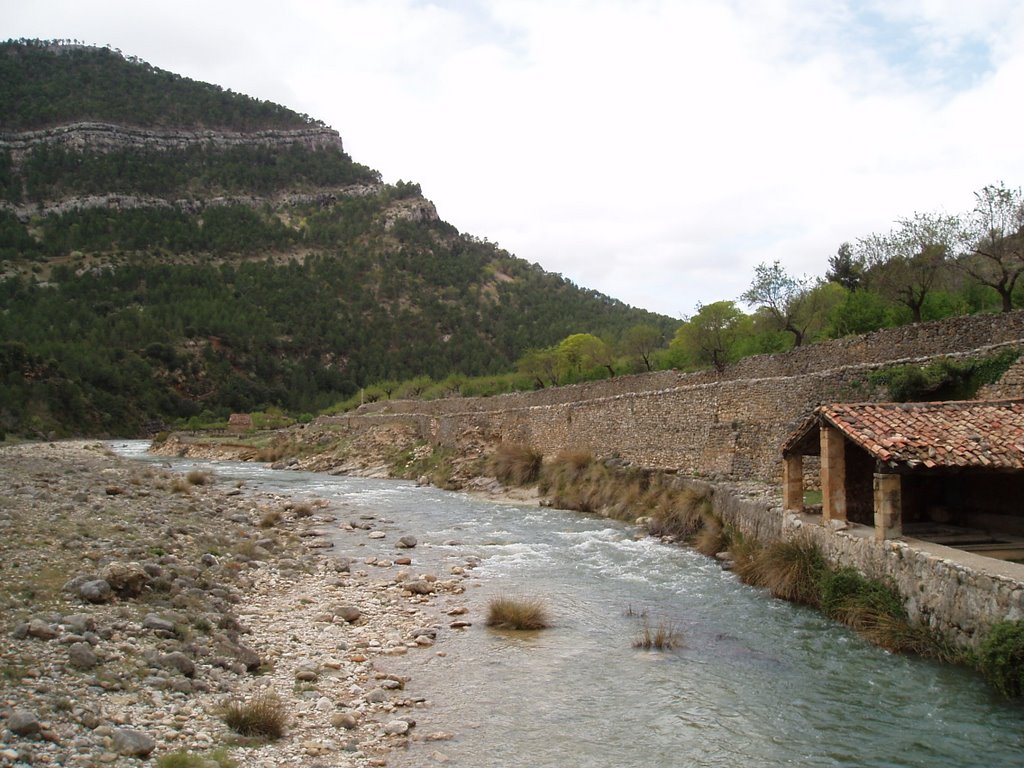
<box><xmin>333</xmin><ymin>311</ymin><xmax>1024</xmax><ymax>483</ymax></box>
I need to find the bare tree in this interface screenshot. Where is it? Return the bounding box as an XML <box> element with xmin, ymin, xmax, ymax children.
<box><xmin>858</xmin><ymin>212</ymin><xmax>960</xmax><ymax>323</ymax></box>
<box><xmin>741</xmin><ymin>261</ymin><xmax>813</xmax><ymax>346</ymax></box>
<box><xmin>958</xmin><ymin>182</ymin><xmax>1024</xmax><ymax>312</ymax></box>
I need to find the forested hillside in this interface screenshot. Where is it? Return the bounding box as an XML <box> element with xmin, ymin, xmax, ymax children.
<box><xmin>0</xmin><ymin>40</ymin><xmax>676</xmax><ymax>437</ymax></box>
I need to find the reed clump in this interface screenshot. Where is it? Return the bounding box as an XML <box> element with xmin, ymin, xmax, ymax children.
<box><xmin>633</xmin><ymin>619</ymin><xmax>682</xmax><ymax>650</ymax></box>
<box><xmin>221</xmin><ymin>692</ymin><xmax>287</xmax><ymax>740</ymax></box>
<box><xmin>486</xmin><ymin>595</ymin><xmax>551</xmax><ymax>630</ymax></box>
<box><xmin>490</xmin><ymin>443</ymin><xmax>543</xmax><ymax>486</ymax></box>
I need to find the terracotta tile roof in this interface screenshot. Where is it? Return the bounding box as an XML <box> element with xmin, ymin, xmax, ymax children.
<box><xmin>782</xmin><ymin>400</ymin><xmax>1024</xmax><ymax>470</ymax></box>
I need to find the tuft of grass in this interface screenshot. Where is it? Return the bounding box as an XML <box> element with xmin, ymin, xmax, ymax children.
<box><xmin>486</xmin><ymin>595</ymin><xmax>551</xmax><ymax>630</ymax></box>
<box><xmin>221</xmin><ymin>692</ymin><xmax>287</xmax><ymax>740</ymax></box>
<box><xmin>692</xmin><ymin>514</ymin><xmax>727</xmax><ymax>556</ymax></box>
<box><xmin>633</xmin><ymin>619</ymin><xmax>681</xmax><ymax>650</ymax></box>
<box><xmin>258</xmin><ymin>510</ymin><xmax>282</xmax><ymax>529</ymax></box>
<box><xmin>170</xmin><ymin>477</ymin><xmax>192</xmax><ymax>494</ymax></box>
<box><xmin>978</xmin><ymin>620</ymin><xmax>1024</xmax><ymax>698</ymax></box>
<box><xmin>489</xmin><ymin>443</ymin><xmax>543</xmax><ymax>487</ymax></box>
<box><xmin>156</xmin><ymin>749</ymin><xmax>237</xmax><ymax>768</ymax></box>
<box><xmin>291</xmin><ymin>503</ymin><xmax>313</xmax><ymax>518</ymax></box>
<box><xmin>736</xmin><ymin>538</ymin><xmax>827</xmax><ymax>606</ymax></box>
<box><xmin>647</xmin><ymin>487</ymin><xmax>709</xmax><ymax>540</ymax></box>
<box><xmin>186</xmin><ymin>470</ymin><xmax>211</xmax><ymax>486</ymax></box>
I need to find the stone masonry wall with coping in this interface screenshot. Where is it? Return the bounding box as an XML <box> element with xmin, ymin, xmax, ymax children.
<box><xmin>330</xmin><ymin>311</ymin><xmax>1024</xmax><ymax>483</ymax></box>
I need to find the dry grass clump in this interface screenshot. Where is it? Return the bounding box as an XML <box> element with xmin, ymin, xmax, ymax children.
<box><xmin>186</xmin><ymin>469</ymin><xmax>211</xmax><ymax>486</ymax></box>
<box><xmin>258</xmin><ymin>509</ymin><xmax>282</xmax><ymax>528</ymax></box>
<box><xmin>692</xmin><ymin>514</ymin><xmax>727</xmax><ymax>556</ymax></box>
<box><xmin>489</xmin><ymin>443</ymin><xmax>543</xmax><ymax>487</ymax></box>
<box><xmin>647</xmin><ymin>486</ymin><xmax>709</xmax><ymax>540</ymax></box>
<box><xmin>221</xmin><ymin>692</ymin><xmax>287</xmax><ymax>739</ymax></box>
<box><xmin>633</xmin><ymin>619</ymin><xmax>682</xmax><ymax>650</ymax></box>
<box><xmin>290</xmin><ymin>502</ymin><xmax>314</xmax><ymax>518</ymax></box>
<box><xmin>156</xmin><ymin>749</ymin><xmax>237</xmax><ymax>768</ymax></box>
<box><xmin>734</xmin><ymin>538</ymin><xmax>826</xmax><ymax>606</ymax></box>
<box><xmin>486</xmin><ymin>595</ymin><xmax>551</xmax><ymax>630</ymax></box>
<box><xmin>170</xmin><ymin>477</ymin><xmax>192</xmax><ymax>494</ymax></box>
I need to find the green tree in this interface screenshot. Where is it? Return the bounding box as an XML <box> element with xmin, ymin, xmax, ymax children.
<box><xmin>516</xmin><ymin>348</ymin><xmax>561</xmax><ymax>388</ymax></box>
<box><xmin>825</xmin><ymin>242</ymin><xmax>864</xmax><ymax>291</ymax></box>
<box><xmin>557</xmin><ymin>333</ymin><xmax>615</xmax><ymax>378</ymax></box>
<box><xmin>672</xmin><ymin>300</ymin><xmax>745</xmax><ymax>372</ymax></box>
<box><xmin>621</xmin><ymin>323</ymin><xmax>662</xmax><ymax>372</ymax></box>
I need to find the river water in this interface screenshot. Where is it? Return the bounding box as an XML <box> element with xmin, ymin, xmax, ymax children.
<box><xmin>113</xmin><ymin>442</ymin><xmax>1024</xmax><ymax>767</ymax></box>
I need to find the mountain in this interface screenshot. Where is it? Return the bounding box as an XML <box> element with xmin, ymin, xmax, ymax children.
<box><xmin>0</xmin><ymin>39</ymin><xmax>678</xmax><ymax>437</ymax></box>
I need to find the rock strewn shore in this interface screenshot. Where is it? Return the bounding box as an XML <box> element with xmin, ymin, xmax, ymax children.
<box><xmin>0</xmin><ymin>441</ymin><xmax>472</xmax><ymax>767</ymax></box>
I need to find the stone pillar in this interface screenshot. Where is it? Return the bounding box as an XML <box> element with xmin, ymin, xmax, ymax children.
<box><xmin>820</xmin><ymin>426</ymin><xmax>847</xmax><ymax>523</ymax></box>
<box><xmin>873</xmin><ymin>472</ymin><xmax>902</xmax><ymax>542</ymax></box>
<box><xmin>783</xmin><ymin>454</ymin><xmax>803</xmax><ymax>511</ymax></box>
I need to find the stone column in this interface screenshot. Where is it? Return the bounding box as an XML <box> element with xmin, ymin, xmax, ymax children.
<box><xmin>873</xmin><ymin>472</ymin><xmax>902</xmax><ymax>542</ymax></box>
<box><xmin>783</xmin><ymin>454</ymin><xmax>803</xmax><ymax>511</ymax></box>
<box><xmin>820</xmin><ymin>426</ymin><xmax>847</xmax><ymax>523</ymax></box>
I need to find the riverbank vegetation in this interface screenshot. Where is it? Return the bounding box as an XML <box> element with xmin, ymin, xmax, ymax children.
<box><xmin>486</xmin><ymin>595</ymin><xmax>551</xmax><ymax>631</ymax></box>
<box><xmin>490</xmin><ymin>446</ymin><xmax>1024</xmax><ymax>687</ymax></box>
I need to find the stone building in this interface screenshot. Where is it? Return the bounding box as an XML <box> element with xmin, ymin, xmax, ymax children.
<box><xmin>781</xmin><ymin>400</ymin><xmax>1024</xmax><ymax>559</ymax></box>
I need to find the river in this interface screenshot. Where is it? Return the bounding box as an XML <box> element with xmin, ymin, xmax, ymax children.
<box><xmin>113</xmin><ymin>441</ymin><xmax>1024</xmax><ymax>767</ymax></box>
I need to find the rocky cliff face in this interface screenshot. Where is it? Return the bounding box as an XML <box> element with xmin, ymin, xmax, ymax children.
<box><xmin>0</xmin><ymin>121</ymin><xmax>346</xmax><ymax>165</ymax></box>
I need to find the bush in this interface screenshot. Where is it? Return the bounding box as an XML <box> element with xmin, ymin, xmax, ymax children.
<box><xmin>489</xmin><ymin>443</ymin><xmax>543</xmax><ymax>486</ymax></box>
<box><xmin>486</xmin><ymin>595</ymin><xmax>551</xmax><ymax>630</ymax></box>
<box><xmin>819</xmin><ymin>567</ymin><xmax>905</xmax><ymax>622</ymax></box>
<box><xmin>979</xmin><ymin>620</ymin><xmax>1024</xmax><ymax>698</ymax></box>
<box><xmin>221</xmin><ymin>692</ymin><xmax>287</xmax><ymax>739</ymax></box>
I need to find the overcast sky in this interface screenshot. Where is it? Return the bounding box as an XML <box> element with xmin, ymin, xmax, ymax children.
<box><xmin>7</xmin><ymin>0</ymin><xmax>1024</xmax><ymax>318</ymax></box>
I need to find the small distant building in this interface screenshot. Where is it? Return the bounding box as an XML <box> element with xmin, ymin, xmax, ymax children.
<box><xmin>781</xmin><ymin>400</ymin><xmax>1024</xmax><ymax>558</ymax></box>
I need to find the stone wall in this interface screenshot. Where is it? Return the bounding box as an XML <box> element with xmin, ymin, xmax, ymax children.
<box><xmin>678</xmin><ymin>477</ymin><xmax>1024</xmax><ymax>648</ymax></box>
<box><xmin>330</xmin><ymin>311</ymin><xmax>1024</xmax><ymax>483</ymax></box>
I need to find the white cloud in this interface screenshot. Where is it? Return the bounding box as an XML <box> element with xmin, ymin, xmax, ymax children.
<box><xmin>5</xmin><ymin>0</ymin><xmax>1024</xmax><ymax>316</ymax></box>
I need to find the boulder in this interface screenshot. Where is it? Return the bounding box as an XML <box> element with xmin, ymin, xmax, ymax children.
<box><xmin>78</xmin><ymin>580</ymin><xmax>112</xmax><ymax>604</ymax></box>
<box><xmin>111</xmin><ymin>728</ymin><xmax>156</xmax><ymax>757</ymax></box>
<box><xmin>100</xmin><ymin>562</ymin><xmax>148</xmax><ymax>597</ymax></box>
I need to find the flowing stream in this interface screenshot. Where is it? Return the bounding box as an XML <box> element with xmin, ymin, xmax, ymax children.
<box><xmin>114</xmin><ymin>441</ymin><xmax>1024</xmax><ymax>767</ymax></box>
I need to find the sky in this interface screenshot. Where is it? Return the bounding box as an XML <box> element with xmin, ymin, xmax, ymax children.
<box><xmin>6</xmin><ymin>0</ymin><xmax>1024</xmax><ymax>319</ymax></box>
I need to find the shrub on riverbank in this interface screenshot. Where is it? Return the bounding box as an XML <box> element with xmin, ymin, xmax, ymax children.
<box><xmin>734</xmin><ymin>538</ymin><xmax>827</xmax><ymax>606</ymax></box>
<box><xmin>490</xmin><ymin>443</ymin><xmax>543</xmax><ymax>486</ymax></box>
<box><xmin>486</xmin><ymin>595</ymin><xmax>551</xmax><ymax>630</ymax></box>
<box><xmin>978</xmin><ymin>620</ymin><xmax>1024</xmax><ymax>698</ymax></box>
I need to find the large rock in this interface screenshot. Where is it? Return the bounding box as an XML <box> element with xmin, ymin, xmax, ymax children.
<box><xmin>7</xmin><ymin>710</ymin><xmax>41</xmax><ymax>737</ymax></box>
<box><xmin>161</xmin><ymin>651</ymin><xmax>196</xmax><ymax>678</ymax></box>
<box><xmin>395</xmin><ymin>535</ymin><xmax>418</xmax><ymax>549</ymax></box>
<box><xmin>111</xmin><ymin>728</ymin><xmax>156</xmax><ymax>757</ymax></box>
<box><xmin>68</xmin><ymin>642</ymin><xmax>99</xmax><ymax>670</ymax></box>
<box><xmin>101</xmin><ymin>562</ymin><xmax>149</xmax><ymax>597</ymax></box>
<box><xmin>78</xmin><ymin>580</ymin><xmax>112</xmax><ymax>604</ymax></box>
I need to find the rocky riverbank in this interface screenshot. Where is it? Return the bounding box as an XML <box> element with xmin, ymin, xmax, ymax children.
<box><xmin>0</xmin><ymin>441</ymin><xmax>475</xmax><ymax>767</ymax></box>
